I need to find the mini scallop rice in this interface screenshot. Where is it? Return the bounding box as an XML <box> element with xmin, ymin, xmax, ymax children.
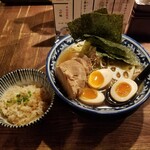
<box><xmin>0</xmin><ymin>69</ymin><xmax>54</xmax><ymax>127</ymax></box>
<box><xmin>0</xmin><ymin>85</ymin><xmax>50</xmax><ymax>126</ymax></box>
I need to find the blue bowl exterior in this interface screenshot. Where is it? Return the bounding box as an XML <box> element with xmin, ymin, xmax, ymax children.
<box><xmin>46</xmin><ymin>34</ymin><xmax>150</xmax><ymax>115</ymax></box>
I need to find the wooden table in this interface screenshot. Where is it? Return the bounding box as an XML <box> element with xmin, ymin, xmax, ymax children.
<box><xmin>0</xmin><ymin>4</ymin><xmax>150</xmax><ymax>150</ymax></box>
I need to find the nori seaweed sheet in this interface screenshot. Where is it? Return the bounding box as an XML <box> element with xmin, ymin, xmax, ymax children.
<box><xmin>81</xmin><ymin>13</ymin><xmax>123</xmax><ymax>43</ymax></box>
<box><xmin>67</xmin><ymin>18</ymin><xmax>82</xmax><ymax>40</ymax></box>
<box><xmin>94</xmin><ymin>7</ymin><xmax>108</xmax><ymax>14</ymax></box>
<box><xmin>67</xmin><ymin>8</ymin><xmax>123</xmax><ymax>43</ymax></box>
<box><xmin>83</xmin><ymin>34</ymin><xmax>140</xmax><ymax>66</ymax></box>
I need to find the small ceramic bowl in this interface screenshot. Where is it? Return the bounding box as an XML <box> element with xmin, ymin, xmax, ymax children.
<box><xmin>0</xmin><ymin>69</ymin><xmax>55</xmax><ymax>128</ymax></box>
<box><xmin>46</xmin><ymin>34</ymin><xmax>150</xmax><ymax>116</ymax></box>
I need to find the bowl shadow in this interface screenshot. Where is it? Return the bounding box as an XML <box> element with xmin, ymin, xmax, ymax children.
<box><xmin>41</xmin><ymin>96</ymin><xmax>75</xmax><ymax>149</ymax></box>
<box><xmin>0</xmin><ymin>123</ymin><xmax>43</xmax><ymax>150</ymax></box>
<box><xmin>42</xmin><ymin>96</ymin><xmax>144</xmax><ymax>150</ymax></box>
<box><xmin>74</xmin><ymin>109</ymin><xmax>143</xmax><ymax>150</ymax></box>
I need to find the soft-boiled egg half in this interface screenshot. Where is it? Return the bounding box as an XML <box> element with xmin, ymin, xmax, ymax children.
<box><xmin>88</xmin><ymin>69</ymin><xmax>113</xmax><ymax>89</ymax></box>
<box><xmin>78</xmin><ymin>88</ymin><xmax>105</xmax><ymax>105</ymax></box>
<box><xmin>110</xmin><ymin>78</ymin><xmax>138</xmax><ymax>102</ymax></box>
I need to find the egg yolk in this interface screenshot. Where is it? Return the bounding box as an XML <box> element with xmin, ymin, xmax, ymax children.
<box><xmin>80</xmin><ymin>88</ymin><xmax>98</xmax><ymax>99</ymax></box>
<box><xmin>88</xmin><ymin>71</ymin><xmax>104</xmax><ymax>88</ymax></box>
<box><xmin>115</xmin><ymin>82</ymin><xmax>132</xmax><ymax>97</ymax></box>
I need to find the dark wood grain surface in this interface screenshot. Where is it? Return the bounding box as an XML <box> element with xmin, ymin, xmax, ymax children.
<box><xmin>0</xmin><ymin>3</ymin><xmax>150</xmax><ymax>150</ymax></box>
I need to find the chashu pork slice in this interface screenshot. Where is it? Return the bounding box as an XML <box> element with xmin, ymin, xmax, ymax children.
<box><xmin>72</xmin><ymin>55</ymin><xmax>92</xmax><ymax>75</ymax></box>
<box><xmin>55</xmin><ymin>59</ymin><xmax>87</xmax><ymax>99</ymax></box>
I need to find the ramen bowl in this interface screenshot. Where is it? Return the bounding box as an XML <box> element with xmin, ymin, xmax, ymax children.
<box><xmin>46</xmin><ymin>34</ymin><xmax>150</xmax><ymax>116</ymax></box>
<box><xmin>0</xmin><ymin>69</ymin><xmax>55</xmax><ymax>128</ymax></box>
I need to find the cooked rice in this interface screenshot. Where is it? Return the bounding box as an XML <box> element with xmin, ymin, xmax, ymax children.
<box><xmin>0</xmin><ymin>85</ymin><xmax>50</xmax><ymax>126</ymax></box>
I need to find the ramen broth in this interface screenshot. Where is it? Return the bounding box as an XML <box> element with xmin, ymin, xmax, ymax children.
<box><xmin>56</xmin><ymin>46</ymin><xmax>80</xmax><ymax>66</ymax></box>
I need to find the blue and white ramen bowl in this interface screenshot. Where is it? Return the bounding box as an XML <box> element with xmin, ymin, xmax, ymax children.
<box><xmin>46</xmin><ymin>34</ymin><xmax>150</xmax><ymax>116</ymax></box>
